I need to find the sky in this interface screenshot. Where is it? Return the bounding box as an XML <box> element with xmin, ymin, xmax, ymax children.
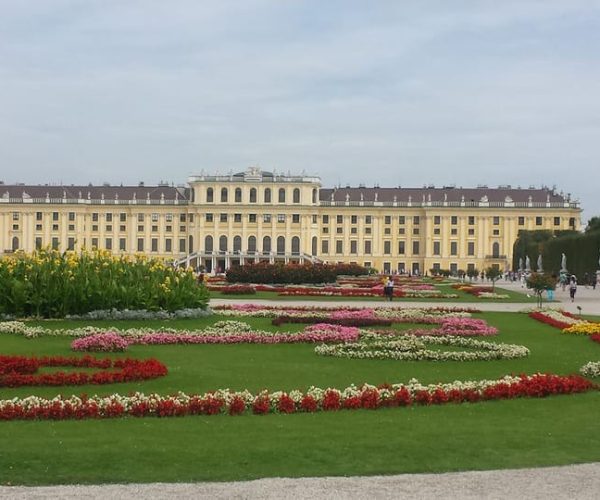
<box><xmin>1</xmin><ymin>0</ymin><xmax>599</xmax><ymax>223</ymax></box>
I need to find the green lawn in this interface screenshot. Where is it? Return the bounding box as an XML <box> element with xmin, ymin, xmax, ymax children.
<box><xmin>1</xmin><ymin>312</ymin><xmax>598</xmax><ymax>485</ymax></box>
<box><xmin>211</xmin><ymin>284</ymin><xmax>537</xmax><ymax>303</ymax></box>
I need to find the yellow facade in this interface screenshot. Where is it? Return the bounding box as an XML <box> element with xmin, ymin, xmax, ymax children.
<box><xmin>0</xmin><ymin>168</ymin><xmax>581</xmax><ymax>274</ymax></box>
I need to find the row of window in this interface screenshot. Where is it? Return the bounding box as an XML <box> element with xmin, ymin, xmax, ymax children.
<box><xmin>9</xmin><ymin>212</ymin><xmax>192</xmax><ymax>223</ymax></box>
<box><xmin>205</xmin><ymin>187</ymin><xmax>316</xmax><ymax>204</ymax></box>
<box><xmin>30</xmin><ymin>236</ymin><xmax>189</xmax><ymax>253</ymax></box>
<box><xmin>205</xmin><ymin>213</ymin><xmax>302</xmax><ymax>224</ymax></box>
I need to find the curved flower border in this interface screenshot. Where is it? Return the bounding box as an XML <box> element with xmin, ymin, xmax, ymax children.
<box><xmin>0</xmin><ymin>355</ymin><xmax>167</xmax><ymax>387</ymax></box>
<box><xmin>0</xmin><ymin>373</ymin><xmax>594</xmax><ymax>421</ymax></box>
<box><xmin>314</xmin><ymin>335</ymin><xmax>529</xmax><ymax>362</ymax></box>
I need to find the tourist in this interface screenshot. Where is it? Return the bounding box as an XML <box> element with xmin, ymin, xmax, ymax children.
<box><xmin>384</xmin><ymin>277</ymin><xmax>394</xmax><ymax>301</ymax></box>
<box><xmin>569</xmin><ymin>276</ymin><xmax>578</xmax><ymax>302</ymax></box>
<box><xmin>591</xmin><ymin>274</ymin><xmax>597</xmax><ymax>290</ymax></box>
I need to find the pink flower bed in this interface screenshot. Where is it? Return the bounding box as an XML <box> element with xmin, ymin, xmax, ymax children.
<box><xmin>71</xmin><ymin>332</ymin><xmax>130</xmax><ymax>352</ymax></box>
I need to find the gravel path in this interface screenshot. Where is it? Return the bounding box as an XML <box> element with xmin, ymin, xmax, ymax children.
<box><xmin>3</xmin><ymin>463</ymin><xmax>599</xmax><ymax>499</ymax></box>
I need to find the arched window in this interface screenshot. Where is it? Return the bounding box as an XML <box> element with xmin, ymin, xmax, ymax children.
<box><xmin>264</xmin><ymin>188</ymin><xmax>271</xmax><ymax>203</ymax></box>
<box><xmin>291</xmin><ymin>236</ymin><xmax>300</xmax><ymax>254</ymax></box>
<box><xmin>11</xmin><ymin>236</ymin><xmax>19</xmax><ymax>252</ymax></box>
<box><xmin>311</xmin><ymin>236</ymin><xmax>317</xmax><ymax>256</ymax></box>
<box><xmin>235</xmin><ymin>188</ymin><xmax>242</xmax><ymax>203</ymax></box>
<box><xmin>219</xmin><ymin>235</ymin><xmax>228</xmax><ymax>252</ymax></box>
<box><xmin>249</xmin><ymin>188</ymin><xmax>257</xmax><ymax>203</ymax></box>
<box><xmin>293</xmin><ymin>188</ymin><xmax>300</xmax><ymax>204</ymax></box>
<box><xmin>204</xmin><ymin>235</ymin><xmax>213</xmax><ymax>253</ymax></box>
<box><xmin>206</xmin><ymin>188</ymin><xmax>214</xmax><ymax>203</ymax></box>
<box><xmin>233</xmin><ymin>235</ymin><xmax>242</xmax><ymax>253</ymax></box>
<box><xmin>220</xmin><ymin>188</ymin><xmax>228</xmax><ymax>203</ymax></box>
<box><xmin>248</xmin><ymin>235</ymin><xmax>257</xmax><ymax>253</ymax></box>
<box><xmin>278</xmin><ymin>188</ymin><xmax>286</xmax><ymax>203</ymax></box>
<box><xmin>188</xmin><ymin>235</ymin><xmax>194</xmax><ymax>254</ymax></box>
<box><xmin>277</xmin><ymin>236</ymin><xmax>285</xmax><ymax>255</ymax></box>
<box><xmin>312</xmin><ymin>188</ymin><xmax>317</xmax><ymax>204</ymax></box>
<box><xmin>492</xmin><ymin>242</ymin><xmax>500</xmax><ymax>258</ymax></box>
<box><xmin>262</xmin><ymin>236</ymin><xmax>271</xmax><ymax>253</ymax></box>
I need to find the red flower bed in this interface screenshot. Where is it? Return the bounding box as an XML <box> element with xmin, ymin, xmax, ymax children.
<box><xmin>271</xmin><ymin>315</ymin><xmax>392</xmax><ymax>327</ymax></box>
<box><xmin>528</xmin><ymin>311</ymin><xmax>573</xmax><ymax>330</ymax></box>
<box><xmin>591</xmin><ymin>334</ymin><xmax>600</xmax><ymax>344</ymax></box>
<box><xmin>219</xmin><ymin>285</ymin><xmax>256</xmax><ymax>295</ymax></box>
<box><xmin>277</xmin><ymin>286</ymin><xmax>406</xmax><ymax>297</ymax></box>
<box><xmin>0</xmin><ymin>355</ymin><xmax>167</xmax><ymax>387</ymax></box>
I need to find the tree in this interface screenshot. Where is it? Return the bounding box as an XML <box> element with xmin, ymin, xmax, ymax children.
<box><xmin>484</xmin><ymin>266</ymin><xmax>502</xmax><ymax>291</ymax></box>
<box><xmin>466</xmin><ymin>268</ymin><xmax>479</xmax><ymax>281</ymax></box>
<box><xmin>526</xmin><ymin>272</ymin><xmax>556</xmax><ymax>308</ymax></box>
<box><xmin>585</xmin><ymin>216</ymin><xmax>600</xmax><ymax>233</ymax></box>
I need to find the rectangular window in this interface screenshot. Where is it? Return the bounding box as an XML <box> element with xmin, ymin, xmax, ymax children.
<box><xmin>493</xmin><ymin>229</ymin><xmax>500</xmax><ymax>236</ymax></box>
<box><xmin>137</xmin><ymin>213</ymin><xmax>144</xmax><ymax>222</ymax></box>
<box><xmin>36</xmin><ymin>212</ymin><xmax>43</xmax><ymax>221</ymax></box>
<box><xmin>205</xmin><ymin>213</ymin><xmax>213</xmax><ymax>222</ymax></box>
<box><xmin>336</xmin><ymin>215</ymin><xmax>343</xmax><ymax>224</ymax></box>
<box><xmin>451</xmin><ymin>216</ymin><xmax>458</xmax><ymax>225</ymax></box>
<box><xmin>137</xmin><ymin>238</ymin><xmax>144</xmax><ymax>252</ymax></box>
<box><xmin>67</xmin><ymin>237</ymin><xmax>75</xmax><ymax>251</ymax></box>
<box><xmin>12</xmin><ymin>224</ymin><xmax>19</xmax><ymax>230</ymax></box>
<box><xmin>518</xmin><ymin>216</ymin><xmax>525</xmax><ymax>225</ymax></box>
<box><xmin>365</xmin><ymin>227</ymin><xmax>371</xmax><ymax>234</ymax></box>
<box><xmin>468</xmin><ymin>216</ymin><xmax>475</xmax><ymax>225</ymax></box>
<box><xmin>277</xmin><ymin>214</ymin><xmax>285</xmax><ymax>223</ymax></box>
<box><xmin>263</xmin><ymin>214</ymin><xmax>272</xmax><ymax>223</ymax></box>
<box><xmin>105</xmin><ymin>238</ymin><xmax>112</xmax><ymax>250</ymax></box>
<box><xmin>350</xmin><ymin>240</ymin><xmax>358</xmax><ymax>254</ymax></box>
<box><xmin>322</xmin><ymin>227</ymin><xmax>329</xmax><ymax>234</ymax></box>
<box><xmin>322</xmin><ymin>215</ymin><xmax>329</xmax><ymax>224</ymax></box>
<box><xmin>120</xmin><ymin>225</ymin><xmax>126</xmax><ymax>232</ymax></box>
<box><xmin>106</xmin><ymin>225</ymin><xmax>112</xmax><ymax>232</ymax></box>
<box><xmin>385</xmin><ymin>215</ymin><xmax>391</xmax><ymax>225</ymax></box>
<box><xmin>365</xmin><ymin>215</ymin><xmax>372</xmax><ymax>224</ymax></box>
<box><xmin>292</xmin><ymin>214</ymin><xmax>300</xmax><ymax>223</ymax></box>
<box><xmin>468</xmin><ymin>242</ymin><xmax>475</xmax><ymax>256</ymax></box>
<box><xmin>119</xmin><ymin>238</ymin><xmax>126</xmax><ymax>251</ymax></box>
<box><xmin>151</xmin><ymin>238</ymin><xmax>158</xmax><ymax>252</ymax></box>
<box><xmin>336</xmin><ymin>240</ymin><xmax>343</xmax><ymax>254</ymax></box>
<box><xmin>351</xmin><ymin>215</ymin><xmax>358</xmax><ymax>224</ymax></box>
<box><xmin>364</xmin><ymin>240</ymin><xmax>372</xmax><ymax>254</ymax></box>
<box><xmin>248</xmin><ymin>214</ymin><xmax>257</xmax><ymax>223</ymax></box>
<box><xmin>53</xmin><ymin>212</ymin><xmax>60</xmax><ymax>221</ymax></box>
<box><xmin>165</xmin><ymin>238</ymin><xmax>172</xmax><ymax>252</ymax></box>
<box><xmin>450</xmin><ymin>241</ymin><xmax>458</xmax><ymax>256</ymax></box>
<box><xmin>220</xmin><ymin>213</ymin><xmax>228</xmax><ymax>223</ymax></box>
<box><xmin>412</xmin><ymin>241</ymin><xmax>420</xmax><ymax>255</ymax></box>
<box><xmin>536</xmin><ymin>216</ymin><xmax>543</xmax><ymax>226</ymax></box>
<box><xmin>554</xmin><ymin>217</ymin><xmax>561</xmax><ymax>226</ymax></box>
<box><xmin>384</xmin><ymin>241</ymin><xmax>391</xmax><ymax>254</ymax></box>
<box><xmin>433</xmin><ymin>241</ymin><xmax>441</xmax><ymax>255</ymax></box>
<box><xmin>91</xmin><ymin>238</ymin><xmax>98</xmax><ymax>250</ymax></box>
<box><xmin>321</xmin><ymin>240</ymin><xmax>329</xmax><ymax>254</ymax></box>
<box><xmin>120</xmin><ymin>213</ymin><xmax>127</xmax><ymax>222</ymax></box>
<box><xmin>350</xmin><ymin>227</ymin><xmax>357</xmax><ymax>234</ymax></box>
<box><xmin>384</xmin><ymin>228</ymin><xmax>391</xmax><ymax>235</ymax></box>
<box><xmin>179</xmin><ymin>226</ymin><xmax>186</xmax><ymax>232</ymax></box>
<box><xmin>68</xmin><ymin>212</ymin><xmax>76</xmax><ymax>221</ymax></box>
<box><xmin>434</xmin><ymin>228</ymin><xmax>441</xmax><ymax>235</ymax></box>
<box><xmin>151</xmin><ymin>213</ymin><xmax>159</xmax><ymax>222</ymax></box>
<box><xmin>180</xmin><ymin>214</ymin><xmax>186</xmax><ymax>223</ymax></box>
<box><xmin>468</xmin><ymin>228</ymin><xmax>475</xmax><ymax>236</ymax></box>
<box><xmin>165</xmin><ymin>214</ymin><xmax>173</xmax><ymax>222</ymax></box>
<box><xmin>434</xmin><ymin>215</ymin><xmax>441</xmax><ymax>225</ymax></box>
<box><xmin>151</xmin><ymin>225</ymin><xmax>158</xmax><ymax>233</ymax></box>
<box><xmin>179</xmin><ymin>238</ymin><xmax>186</xmax><ymax>252</ymax></box>
<box><xmin>35</xmin><ymin>237</ymin><xmax>43</xmax><ymax>249</ymax></box>
<box><xmin>413</xmin><ymin>216</ymin><xmax>420</xmax><ymax>225</ymax></box>
<box><xmin>36</xmin><ymin>224</ymin><xmax>42</xmax><ymax>231</ymax></box>
<box><xmin>165</xmin><ymin>225</ymin><xmax>172</xmax><ymax>232</ymax></box>
<box><xmin>398</xmin><ymin>216</ymin><xmax>405</xmax><ymax>225</ymax></box>
<box><xmin>312</xmin><ymin>215</ymin><xmax>318</xmax><ymax>224</ymax></box>
<box><xmin>234</xmin><ymin>213</ymin><xmax>242</xmax><ymax>223</ymax></box>
<box><xmin>413</xmin><ymin>228</ymin><xmax>419</xmax><ymax>235</ymax></box>
<box><xmin>398</xmin><ymin>241</ymin><xmax>406</xmax><ymax>254</ymax></box>
<box><xmin>68</xmin><ymin>225</ymin><xmax>75</xmax><ymax>231</ymax></box>
<box><xmin>337</xmin><ymin>227</ymin><xmax>343</xmax><ymax>234</ymax></box>
<box><xmin>105</xmin><ymin>213</ymin><xmax>112</xmax><ymax>222</ymax></box>
<box><xmin>137</xmin><ymin>225</ymin><xmax>144</xmax><ymax>232</ymax></box>
<box><xmin>493</xmin><ymin>216</ymin><xmax>500</xmax><ymax>225</ymax></box>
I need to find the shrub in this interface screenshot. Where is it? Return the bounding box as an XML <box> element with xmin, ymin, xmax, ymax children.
<box><xmin>226</xmin><ymin>262</ymin><xmax>367</xmax><ymax>284</ymax></box>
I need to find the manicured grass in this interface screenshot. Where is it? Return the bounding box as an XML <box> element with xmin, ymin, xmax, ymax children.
<box><xmin>1</xmin><ymin>312</ymin><xmax>599</xmax><ymax>485</ymax></box>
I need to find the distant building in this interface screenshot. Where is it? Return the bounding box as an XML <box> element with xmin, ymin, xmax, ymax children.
<box><xmin>0</xmin><ymin>167</ymin><xmax>581</xmax><ymax>273</ymax></box>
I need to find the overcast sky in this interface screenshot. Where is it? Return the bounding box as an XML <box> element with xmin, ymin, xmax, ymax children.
<box><xmin>1</xmin><ymin>1</ymin><xmax>599</xmax><ymax>222</ymax></box>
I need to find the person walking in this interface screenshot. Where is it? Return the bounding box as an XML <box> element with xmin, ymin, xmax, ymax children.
<box><xmin>384</xmin><ymin>277</ymin><xmax>394</xmax><ymax>301</ymax></box>
<box><xmin>569</xmin><ymin>276</ymin><xmax>578</xmax><ymax>302</ymax></box>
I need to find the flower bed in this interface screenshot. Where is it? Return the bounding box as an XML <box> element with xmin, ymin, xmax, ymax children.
<box><xmin>314</xmin><ymin>334</ymin><xmax>528</xmax><ymax>361</ymax></box>
<box><xmin>0</xmin><ymin>355</ymin><xmax>167</xmax><ymax>387</ymax></box>
<box><xmin>591</xmin><ymin>334</ymin><xmax>600</xmax><ymax>345</ymax></box>
<box><xmin>219</xmin><ymin>285</ymin><xmax>257</xmax><ymax>295</ymax></box>
<box><xmin>580</xmin><ymin>361</ymin><xmax>600</xmax><ymax>378</ymax></box>
<box><xmin>452</xmin><ymin>284</ymin><xmax>509</xmax><ymax>299</ymax></box>
<box><xmin>528</xmin><ymin>310</ymin><xmax>600</xmax><ymax>335</ymax></box>
<box><xmin>71</xmin><ymin>332</ymin><xmax>130</xmax><ymax>352</ymax></box>
<box><xmin>0</xmin><ymin>373</ymin><xmax>593</xmax><ymax>420</ymax></box>
<box><xmin>271</xmin><ymin>316</ymin><xmax>393</xmax><ymax>327</ymax></box>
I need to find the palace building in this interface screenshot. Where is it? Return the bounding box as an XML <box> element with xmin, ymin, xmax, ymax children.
<box><xmin>0</xmin><ymin>167</ymin><xmax>581</xmax><ymax>274</ymax></box>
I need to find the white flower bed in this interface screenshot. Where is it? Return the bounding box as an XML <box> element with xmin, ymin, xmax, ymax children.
<box><xmin>580</xmin><ymin>361</ymin><xmax>600</xmax><ymax>378</ymax></box>
<box><xmin>315</xmin><ymin>334</ymin><xmax>529</xmax><ymax>361</ymax></box>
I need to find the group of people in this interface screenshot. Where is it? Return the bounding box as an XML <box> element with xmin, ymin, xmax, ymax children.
<box><xmin>383</xmin><ymin>277</ymin><xmax>395</xmax><ymax>301</ymax></box>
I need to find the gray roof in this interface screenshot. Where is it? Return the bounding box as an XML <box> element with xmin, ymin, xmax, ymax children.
<box><xmin>0</xmin><ymin>184</ymin><xmax>190</xmax><ymax>202</ymax></box>
<box><xmin>319</xmin><ymin>187</ymin><xmax>568</xmax><ymax>204</ymax></box>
